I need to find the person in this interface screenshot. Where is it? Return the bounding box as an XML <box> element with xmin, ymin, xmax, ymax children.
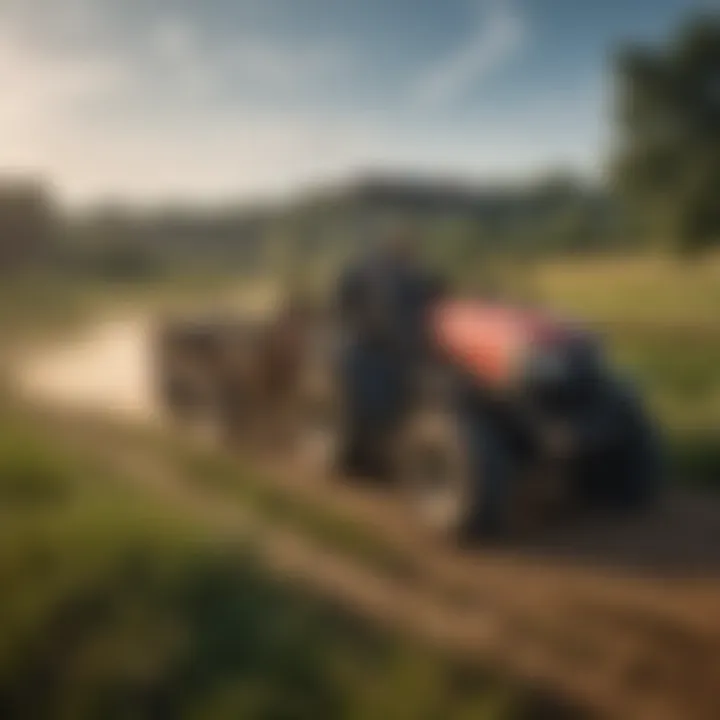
<box><xmin>335</xmin><ymin>222</ymin><xmax>445</xmax><ymax>475</ymax></box>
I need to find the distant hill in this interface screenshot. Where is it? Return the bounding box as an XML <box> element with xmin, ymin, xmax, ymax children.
<box><xmin>5</xmin><ymin>172</ymin><xmax>617</xmax><ymax>279</ymax></box>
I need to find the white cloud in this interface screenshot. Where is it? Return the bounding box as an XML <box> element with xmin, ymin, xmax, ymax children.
<box><xmin>221</xmin><ymin>38</ymin><xmax>346</xmax><ymax>90</ymax></box>
<box><xmin>0</xmin><ymin>6</ymin><xmax>354</xmax><ymax>200</ymax></box>
<box><xmin>410</xmin><ymin>0</ymin><xmax>526</xmax><ymax>110</ymax></box>
<box><xmin>149</xmin><ymin>18</ymin><xmax>216</xmax><ymax>97</ymax></box>
<box><xmin>0</xmin><ymin>19</ymin><xmax>128</xmax><ymax>168</ymax></box>
<box><xmin>0</xmin><ymin>2</ymin><xmax>596</xmax><ymax>206</ymax></box>
<box><xmin>0</xmin><ymin>20</ymin><xmax>121</xmax><ymax>112</ymax></box>
<box><xmin>153</xmin><ymin>18</ymin><xmax>198</xmax><ymax>68</ymax></box>
<box><xmin>48</xmin><ymin>0</ymin><xmax>102</xmax><ymax>41</ymax></box>
<box><xmin>45</xmin><ymin>114</ymin><xmax>378</xmax><ymax>206</ymax></box>
<box><xmin>147</xmin><ymin>15</ymin><xmax>349</xmax><ymax>100</ymax></box>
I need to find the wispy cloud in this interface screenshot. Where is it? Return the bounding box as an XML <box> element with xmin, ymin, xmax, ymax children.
<box><xmin>0</xmin><ymin>5</ymin><xmax>358</xmax><ymax>203</ymax></box>
<box><xmin>221</xmin><ymin>38</ymin><xmax>346</xmax><ymax>92</ymax></box>
<box><xmin>149</xmin><ymin>18</ymin><xmax>215</xmax><ymax>97</ymax></box>
<box><xmin>410</xmin><ymin>0</ymin><xmax>526</xmax><ymax>110</ymax></box>
<box><xmin>153</xmin><ymin>18</ymin><xmax>198</xmax><ymax>68</ymax></box>
<box><xmin>0</xmin><ymin>17</ymin><xmax>127</xmax><ymax>168</ymax></box>
<box><xmin>148</xmin><ymin>15</ymin><xmax>349</xmax><ymax>100</ymax></box>
<box><xmin>0</xmin><ymin>0</ymin><xmax>594</xmax><ymax>205</ymax></box>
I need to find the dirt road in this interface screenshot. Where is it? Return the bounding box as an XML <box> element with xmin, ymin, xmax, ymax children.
<box><xmin>13</xmin><ymin>316</ymin><xmax>720</xmax><ymax>720</ymax></box>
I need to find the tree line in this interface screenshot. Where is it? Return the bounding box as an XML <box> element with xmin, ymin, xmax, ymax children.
<box><xmin>0</xmin><ymin>13</ymin><xmax>716</xmax><ymax>279</ymax></box>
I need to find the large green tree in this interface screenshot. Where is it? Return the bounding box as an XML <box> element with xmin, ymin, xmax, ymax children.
<box><xmin>613</xmin><ymin>15</ymin><xmax>720</xmax><ymax>253</ymax></box>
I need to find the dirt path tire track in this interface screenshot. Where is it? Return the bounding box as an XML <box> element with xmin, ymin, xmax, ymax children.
<box><xmin>14</xmin><ymin>316</ymin><xmax>720</xmax><ymax>720</ymax></box>
<box><xmin>31</xmin><ymin>408</ymin><xmax>688</xmax><ymax>720</ymax></box>
<box><xmin>253</xmin><ymin>455</ymin><xmax>720</xmax><ymax>720</ymax></box>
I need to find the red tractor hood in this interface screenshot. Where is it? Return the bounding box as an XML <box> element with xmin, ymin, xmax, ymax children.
<box><xmin>430</xmin><ymin>300</ymin><xmax>588</xmax><ymax>389</ymax></box>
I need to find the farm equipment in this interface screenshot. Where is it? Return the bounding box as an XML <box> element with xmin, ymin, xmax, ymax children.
<box><xmin>393</xmin><ymin>301</ymin><xmax>663</xmax><ymax>537</ymax></box>
<box><xmin>153</xmin><ymin>297</ymin><xmax>663</xmax><ymax>541</ymax></box>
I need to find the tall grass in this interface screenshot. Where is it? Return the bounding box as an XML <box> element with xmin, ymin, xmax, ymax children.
<box><xmin>0</xmin><ymin>402</ymin><xmax>560</xmax><ymax>720</ymax></box>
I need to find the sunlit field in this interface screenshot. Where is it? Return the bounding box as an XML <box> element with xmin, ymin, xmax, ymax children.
<box><xmin>0</xmin><ymin>396</ymin><xmax>559</xmax><ymax>720</ymax></box>
<box><xmin>536</xmin><ymin>252</ymin><xmax>720</xmax><ymax>486</ymax></box>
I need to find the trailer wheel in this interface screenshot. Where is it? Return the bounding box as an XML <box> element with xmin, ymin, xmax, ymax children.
<box><xmin>157</xmin><ymin>373</ymin><xmax>196</xmax><ymax>422</ymax></box>
<box><xmin>157</xmin><ymin>361</ymin><xmax>228</xmax><ymax>448</ymax></box>
<box><xmin>396</xmin><ymin>401</ymin><xmax>513</xmax><ymax>542</ymax></box>
<box><xmin>185</xmin><ymin>382</ymin><xmax>229</xmax><ymax>449</ymax></box>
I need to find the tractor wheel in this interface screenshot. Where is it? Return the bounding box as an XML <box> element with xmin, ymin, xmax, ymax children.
<box><xmin>396</xmin><ymin>401</ymin><xmax>513</xmax><ymax>542</ymax></box>
<box><xmin>602</xmin><ymin>381</ymin><xmax>664</xmax><ymax>513</ymax></box>
<box><xmin>573</xmin><ymin>379</ymin><xmax>664</xmax><ymax>514</ymax></box>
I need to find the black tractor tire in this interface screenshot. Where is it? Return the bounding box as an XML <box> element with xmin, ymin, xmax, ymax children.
<box><xmin>603</xmin><ymin>381</ymin><xmax>665</xmax><ymax>513</ymax></box>
<box><xmin>576</xmin><ymin>379</ymin><xmax>664</xmax><ymax>514</ymax></box>
<box><xmin>395</xmin><ymin>376</ymin><xmax>514</xmax><ymax>542</ymax></box>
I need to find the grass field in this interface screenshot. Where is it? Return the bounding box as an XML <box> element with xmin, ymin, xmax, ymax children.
<box><xmin>534</xmin><ymin>253</ymin><xmax>720</xmax><ymax>486</ymax></box>
<box><xmin>0</xmin><ymin>396</ymin><xmax>566</xmax><ymax>720</ymax></box>
<box><xmin>0</xmin><ymin>253</ymin><xmax>716</xmax><ymax>718</ymax></box>
<box><xmin>3</xmin><ymin>253</ymin><xmax>717</xmax><ymax>486</ymax></box>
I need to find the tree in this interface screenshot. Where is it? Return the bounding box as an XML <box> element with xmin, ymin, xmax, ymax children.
<box><xmin>613</xmin><ymin>15</ymin><xmax>720</xmax><ymax>254</ymax></box>
<box><xmin>0</xmin><ymin>180</ymin><xmax>57</xmax><ymax>271</ymax></box>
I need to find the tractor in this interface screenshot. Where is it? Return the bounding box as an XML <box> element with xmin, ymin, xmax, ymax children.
<box><xmin>153</xmin><ymin>297</ymin><xmax>663</xmax><ymax>541</ymax></box>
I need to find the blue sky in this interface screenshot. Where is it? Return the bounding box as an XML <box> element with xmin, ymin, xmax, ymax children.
<box><xmin>0</xmin><ymin>0</ymin><xmax>713</xmax><ymax>204</ymax></box>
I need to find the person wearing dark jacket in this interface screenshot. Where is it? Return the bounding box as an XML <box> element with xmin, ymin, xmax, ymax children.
<box><xmin>335</xmin><ymin>224</ymin><xmax>445</xmax><ymax>475</ymax></box>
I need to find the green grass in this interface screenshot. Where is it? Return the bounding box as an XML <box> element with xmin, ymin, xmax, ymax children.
<box><xmin>13</xmin><ymin>402</ymin><xmax>418</xmax><ymax>584</ymax></box>
<box><xmin>531</xmin><ymin>253</ymin><xmax>720</xmax><ymax>486</ymax></box>
<box><xmin>535</xmin><ymin>253</ymin><xmax>720</xmax><ymax>325</ymax></box>
<box><xmin>0</xmin><ymin>401</ymin><xmax>567</xmax><ymax>720</ymax></box>
<box><xmin>178</xmin><ymin>446</ymin><xmax>420</xmax><ymax>582</ymax></box>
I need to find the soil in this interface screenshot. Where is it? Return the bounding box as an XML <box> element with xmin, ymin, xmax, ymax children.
<box><xmin>14</xmin><ymin>316</ymin><xmax>720</xmax><ymax>720</ymax></box>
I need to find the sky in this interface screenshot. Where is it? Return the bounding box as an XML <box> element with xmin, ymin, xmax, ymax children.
<box><xmin>0</xmin><ymin>0</ymin><xmax>714</xmax><ymax>206</ymax></box>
